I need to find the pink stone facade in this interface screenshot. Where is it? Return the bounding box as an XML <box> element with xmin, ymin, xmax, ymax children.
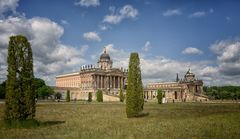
<box><xmin>55</xmin><ymin>48</ymin><xmax>127</xmax><ymax>100</ymax></box>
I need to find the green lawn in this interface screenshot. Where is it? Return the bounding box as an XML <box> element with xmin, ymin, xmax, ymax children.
<box><xmin>0</xmin><ymin>102</ymin><xmax>240</xmax><ymax>139</ymax></box>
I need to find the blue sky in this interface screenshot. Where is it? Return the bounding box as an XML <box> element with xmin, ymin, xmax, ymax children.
<box><xmin>0</xmin><ymin>0</ymin><xmax>240</xmax><ymax>86</ymax></box>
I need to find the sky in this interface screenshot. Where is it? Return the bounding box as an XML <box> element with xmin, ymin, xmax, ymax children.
<box><xmin>0</xmin><ymin>0</ymin><xmax>240</xmax><ymax>86</ymax></box>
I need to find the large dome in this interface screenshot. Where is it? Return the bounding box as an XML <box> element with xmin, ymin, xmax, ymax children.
<box><xmin>100</xmin><ymin>48</ymin><xmax>111</xmax><ymax>60</ymax></box>
<box><xmin>100</xmin><ymin>53</ymin><xmax>110</xmax><ymax>60</ymax></box>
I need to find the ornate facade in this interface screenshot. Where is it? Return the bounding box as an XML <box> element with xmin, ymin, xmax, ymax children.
<box><xmin>144</xmin><ymin>69</ymin><xmax>208</xmax><ymax>102</ymax></box>
<box><xmin>55</xmin><ymin>48</ymin><xmax>128</xmax><ymax>100</ymax></box>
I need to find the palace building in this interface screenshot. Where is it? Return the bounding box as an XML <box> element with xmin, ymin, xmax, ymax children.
<box><xmin>55</xmin><ymin>48</ymin><xmax>128</xmax><ymax>101</ymax></box>
<box><xmin>55</xmin><ymin>48</ymin><xmax>207</xmax><ymax>102</ymax></box>
<box><xmin>144</xmin><ymin>69</ymin><xmax>208</xmax><ymax>102</ymax></box>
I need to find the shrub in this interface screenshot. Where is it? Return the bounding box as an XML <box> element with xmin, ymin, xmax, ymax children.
<box><xmin>88</xmin><ymin>92</ymin><xmax>92</xmax><ymax>102</ymax></box>
<box><xmin>96</xmin><ymin>90</ymin><xmax>103</xmax><ymax>102</ymax></box>
<box><xmin>157</xmin><ymin>89</ymin><xmax>163</xmax><ymax>104</ymax></box>
<box><xmin>120</xmin><ymin>88</ymin><xmax>124</xmax><ymax>102</ymax></box>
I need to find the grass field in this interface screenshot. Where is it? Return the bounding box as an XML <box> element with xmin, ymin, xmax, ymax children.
<box><xmin>0</xmin><ymin>102</ymin><xmax>240</xmax><ymax>139</ymax></box>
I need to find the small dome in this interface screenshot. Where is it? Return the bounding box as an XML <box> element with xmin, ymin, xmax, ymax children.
<box><xmin>100</xmin><ymin>47</ymin><xmax>110</xmax><ymax>60</ymax></box>
<box><xmin>185</xmin><ymin>68</ymin><xmax>195</xmax><ymax>76</ymax></box>
<box><xmin>100</xmin><ymin>53</ymin><xmax>110</xmax><ymax>60</ymax></box>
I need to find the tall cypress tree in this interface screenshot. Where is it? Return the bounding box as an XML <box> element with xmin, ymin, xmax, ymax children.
<box><xmin>5</xmin><ymin>35</ymin><xmax>35</xmax><ymax>120</ymax></box>
<box><xmin>66</xmin><ymin>90</ymin><xmax>70</xmax><ymax>102</ymax></box>
<box><xmin>126</xmin><ymin>53</ymin><xmax>144</xmax><ymax>118</ymax></box>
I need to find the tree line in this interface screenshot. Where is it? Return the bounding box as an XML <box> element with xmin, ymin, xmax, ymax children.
<box><xmin>204</xmin><ymin>86</ymin><xmax>240</xmax><ymax>100</ymax></box>
<box><xmin>0</xmin><ymin>78</ymin><xmax>55</xmax><ymax>100</ymax></box>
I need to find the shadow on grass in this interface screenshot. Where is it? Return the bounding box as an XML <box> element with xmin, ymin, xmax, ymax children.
<box><xmin>0</xmin><ymin>119</ymin><xmax>65</xmax><ymax>129</ymax></box>
<box><xmin>41</xmin><ymin>120</ymin><xmax>65</xmax><ymax>126</ymax></box>
<box><xmin>128</xmin><ymin>112</ymin><xmax>150</xmax><ymax>118</ymax></box>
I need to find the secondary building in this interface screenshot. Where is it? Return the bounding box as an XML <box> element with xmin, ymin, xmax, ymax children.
<box><xmin>144</xmin><ymin>69</ymin><xmax>208</xmax><ymax>102</ymax></box>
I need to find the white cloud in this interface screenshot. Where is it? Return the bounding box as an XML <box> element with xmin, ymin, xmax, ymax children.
<box><xmin>74</xmin><ymin>0</ymin><xmax>100</xmax><ymax>7</ymax></box>
<box><xmin>189</xmin><ymin>8</ymin><xmax>214</xmax><ymax>18</ymax></box>
<box><xmin>98</xmin><ymin>24</ymin><xmax>109</xmax><ymax>31</ymax></box>
<box><xmin>0</xmin><ymin>0</ymin><xmax>19</xmax><ymax>17</ymax></box>
<box><xmin>142</xmin><ymin>41</ymin><xmax>151</xmax><ymax>52</ymax></box>
<box><xmin>83</xmin><ymin>31</ymin><xmax>101</xmax><ymax>41</ymax></box>
<box><xmin>92</xmin><ymin>44</ymin><xmax>240</xmax><ymax>86</ymax></box>
<box><xmin>162</xmin><ymin>9</ymin><xmax>182</xmax><ymax>17</ymax></box>
<box><xmin>103</xmin><ymin>5</ymin><xmax>138</xmax><ymax>24</ymax></box>
<box><xmin>210</xmin><ymin>39</ymin><xmax>240</xmax><ymax>76</ymax></box>
<box><xmin>0</xmin><ymin>16</ymin><xmax>87</xmax><ymax>85</ymax></box>
<box><xmin>189</xmin><ymin>11</ymin><xmax>206</xmax><ymax>18</ymax></box>
<box><xmin>182</xmin><ymin>47</ymin><xmax>203</xmax><ymax>55</ymax></box>
<box><xmin>61</xmin><ymin>19</ymin><xmax>68</xmax><ymax>25</ymax></box>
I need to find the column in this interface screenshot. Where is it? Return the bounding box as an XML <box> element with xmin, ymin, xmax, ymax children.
<box><xmin>116</xmin><ymin>76</ymin><xmax>118</xmax><ymax>89</ymax></box>
<box><xmin>102</xmin><ymin>76</ymin><xmax>104</xmax><ymax>89</ymax></box>
<box><xmin>101</xmin><ymin>75</ymin><xmax>103</xmax><ymax>89</ymax></box>
<box><xmin>121</xmin><ymin>77</ymin><xmax>123</xmax><ymax>89</ymax></box>
<box><xmin>151</xmin><ymin>91</ymin><xmax>153</xmax><ymax>99</ymax></box>
<box><xmin>109</xmin><ymin>76</ymin><xmax>112</xmax><ymax>88</ymax></box>
<box><xmin>113</xmin><ymin>76</ymin><xmax>115</xmax><ymax>89</ymax></box>
<box><xmin>112</xmin><ymin>76</ymin><xmax>115</xmax><ymax>89</ymax></box>
<box><xmin>120</xmin><ymin>77</ymin><xmax>122</xmax><ymax>89</ymax></box>
<box><xmin>115</xmin><ymin>76</ymin><xmax>117</xmax><ymax>88</ymax></box>
<box><xmin>97</xmin><ymin>75</ymin><xmax>99</xmax><ymax>89</ymax></box>
<box><xmin>118</xmin><ymin>76</ymin><xmax>120</xmax><ymax>89</ymax></box>
<box><xmin>96</xmin><ymin>75</ymin><xmax>98</xmax><ymax>88</ymax></box>
<box><xmin>108</xmin><ymin>76</ymin><xmax>110</xmax><ymax>89</ymax></box>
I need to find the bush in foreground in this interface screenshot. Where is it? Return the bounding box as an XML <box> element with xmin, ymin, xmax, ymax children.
<box><xmin>5</xmin><ymin>35</ymin><xmax>35</xmax><ymax>121</ymax></box>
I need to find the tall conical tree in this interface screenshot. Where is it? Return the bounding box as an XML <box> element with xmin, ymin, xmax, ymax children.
<box><xmin>126</xmin><ymin>53</ymin><xmax>144</xmax><ymax>118</ymax></box>
<box><xmin>66</xmin><ymin>90</ymin><xmax>70</xmax><ymax>102</ymax></box>
<box><xmin>5</xmin><ymin>35</ymin><xmax>35</xmax><ymax>120</ymax></box>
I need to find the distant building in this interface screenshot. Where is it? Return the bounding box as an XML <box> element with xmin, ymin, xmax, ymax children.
<box><xmin>144</xmin><ymin>69</ymin><xmax>208</xmax><ymax>102</ymax></box>
<box><xmin>55</xmin><ymin>48</ymin><xmax>128</xmax><ymax>101</ymax></box>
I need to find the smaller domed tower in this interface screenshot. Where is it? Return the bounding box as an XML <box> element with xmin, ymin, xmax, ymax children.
<box><xmin>184</xmin><ymin>68</ymin><xmax>195</xmax><ymax>82</ymax></box>
<box><xmin>98</xmin><ymin>47</ymin><xmax>113</xmax><ymax>70</ymax></box>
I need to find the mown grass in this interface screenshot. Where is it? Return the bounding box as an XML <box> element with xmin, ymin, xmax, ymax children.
<box><xmin>0</xmin><ymin>102</ymin><xmax>240</xmax><ymax>139</ymax></box>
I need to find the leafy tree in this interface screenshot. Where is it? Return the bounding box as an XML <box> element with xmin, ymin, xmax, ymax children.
<box><xmin>33</xmin><ymin>78</ymin><xmax>45</xmax><ymax>97</ymax></box>
<box><xmin>88</xmin><ymin>92</ymin><xmax>92</xmax><ymax>102</ymax></box>
<box><xmin>96</xmin><ymin>90</ymin><xmax>103</xmax><ymax>102</ymax></box>
<box><xmin>66</xmin><ymin>90</ymin><xmax>70</xmax><ymax>102</ymax></box>
<box><xmin>119</xmin><ymin>88</ymin><xmax>124</xmax><ymax>102</ymax></box>
<box><xmin>0</xmin><ymin>81</ymin><xmax>6</xmax><ymax>99</ymax></box>
<box><xmin>126</xmin><ymin>53</ymin><xmax>144</xmax><ymax>118</ymax></box>
<box><xmin>204</xmin><ymin>86</ymin><xmax>240</xmax><ymax>100</ymax></box>
<box><xmin>55</xmin><ymin>92</ymin><xmax>62</xmax><ymax>100</ymax></box>
<box><xmin>36</xmin><ymin>86</ymin><xmax>54</xmax><ymax>99</ymax></box>
<box><xmin>157</xmin><ymin>89</ymin><xmax>163</xmax><ymax>104</ymax></box>
<box><xmin>5</xmin><ymin>35</ymin><xmax>35</xmax><ymax>120</ymax></box>
<box><xmin>1</xmin><ymin>78</ymin><xmax>47</xmax><ymax>99</ymax></box>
